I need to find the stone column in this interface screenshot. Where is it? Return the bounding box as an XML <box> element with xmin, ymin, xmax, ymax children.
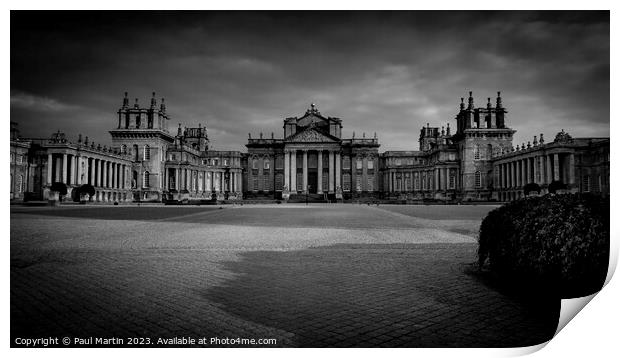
<box><xmin>553</xmin><ymin>153</ymin><xmax>560</xmax><ymax>182</ymax></box>
<box><xmin>568</xmin><ymin>153</ymin><xmax>575</xmax><ymax>185</ymax></box>
<box><xmin>290</xmin><ymin>150</ymin><xmax>297</xmax><ymax>193</ymax></box>
<box><xmin>46</xmin><ymin>153</ymin><xmax>53</xmax><ymax>185</ymax></box>
<box><xmin>317</xmin><ymin>150</ymin><xmax>323</xmax><ymax>194</ymax></box>
<box><xmin>302</xmin><ymin>150</ymin><xmax>308</xmax><ymax>193</ymax></box>
<box><xmin>104</xmin><ymin>161</ymin><xmax>110</xmax><ymax>188</ymax></box>
<box><xmin>174</xmin><ymin>168</ymin><xmax>179</xmax><ymax>190</ymax></box>
<box><xmin>61</xmin><ymin>154</ymin><xmax>68</xmax><ymax>184</ymax></box>
<box><xmin>88</xmin><ymin>159</ymin><xmax>94</xmax><ymax>186</ymax></box>
<box><xmin>102</xmin><ymin>161</ymin><xmax>106</xmax><ymax>187</ymax></box>
<box><xmin>546</xmin><ymin>155</ymin><xmax>553</xmax><ymax>183</ymax></box>
<box><xmin>335</xmin><ymin>151</ymin><xmax>341</xmax><ymax>191</ymax></box>
<box><xmin>94</xmin><ymin>160</ymin><xmax>99</xmax><ymax>187</ymax></box>
<box><xmin>113</xmin><ymin>163</ymin><xmax>117</xmax><ymax>189</ymax></box>
<box><xmin>434</xmin><ymin>168</ymin><xmax>439</xmax><ymax>192</ymax></box>
<box><xmin>284</xmin><ymin>150</ymin><xmax>290</xmax><ymax>191</ymax></box>
<box><xmin>522</xmin><ymin>159</ymin><xmax>527</xmax><ymax>185</ymax></box>
<box><xmin>328</xmin><ymin>151</ymin><xmax>334</xmax><ymax>193</ymax></box>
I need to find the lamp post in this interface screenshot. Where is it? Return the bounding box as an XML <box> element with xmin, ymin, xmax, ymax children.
<box><xmin>306</xmin><ymin>185</ymin><xmax>309</xmax><ymax>205</ymax></box>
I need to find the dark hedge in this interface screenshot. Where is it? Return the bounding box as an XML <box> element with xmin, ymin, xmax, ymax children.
<box><xmin>478</xmin><ymin>193</ymin><xmax>609</xmax><ymax>297</ymax></box>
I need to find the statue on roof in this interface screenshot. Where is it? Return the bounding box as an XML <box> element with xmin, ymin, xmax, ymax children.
<box><xmin>554</xmin><ymin>129</ymin><xmax>573</xmax><ymax>143</ymax></box>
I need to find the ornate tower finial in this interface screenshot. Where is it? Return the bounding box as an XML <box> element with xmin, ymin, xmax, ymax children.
<box><xmin>150</xmin><ymin>92</ymin><xmax>157</xmax><ymax>108</ymax></box>
<box><xmin>533</xmin><ymin>135</ymin><xmax>538</xmax><ymax>146</ymax></box>
<box><xmin>134</xmin><ymin>98</ymin><xmax>139</xmax><ymax>108</ymax></box>
<box><xmin>496</xmin><ymin>91</ymin><xmax>503</xmax><ymax>108</ymax></box>
<box><xmin>122</xmin><ymin>92</ymin><xmax>129</xmax><ymax>108</ymax></box>
<box><xmin>460</xmin><ymin>97</ymin><xmax>465</xmax><ymax>111</ymax></box>
<box><xmin>446</xmin><ymin>123</ymin><xmax>451</xmax><ymax>136</ymax></box>
<box><xmin>467</xmin><ymin>91</ymin><xmax>474</xmax><ymax>110</ymax></box>
<box><xmin>177</xmin><ymin>123</ymin><xmax>182</xmax><ymax>136</ymax></box>
<box><xmin>540</xmin><ymin>133</ymin><xmax>545</xmax><ymax>144</ymax></box>
<box><xmin>160</xmin><ymin>98</ymin><xmax>166</xmax><ymax>113</ymax></box>
<box><xmin>78</xmin><ymin>134</ymin><xmax>82</xmax><ymax>143</ymax></box>
<box><xmin>487</xmin><ymin>97</ymin><xmax>492</xmax><ymax>109</ymax></box>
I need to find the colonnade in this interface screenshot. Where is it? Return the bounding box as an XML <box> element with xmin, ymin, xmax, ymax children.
<box><xmin>46</xmin><ymin>152</ymin><xmax>130</xmax><ymax>201</ymax></box>
<box><xmin>284</xmin><ymin>148</ymin><xmax>340</xmax><ymax>194</ymax></box>
<box><xmin>166</xmin><ymin>167</ymin><xmax>241</xmax><ymax>194</ymax></box>
<box><xmin>496</xmin><ymin>152</ymin><xmax>575</xmax><ymax>189</ymax></box>
<box><xmin>384</xmin><ymin>167</ymin><xmax>458</xmax><ymax>193</ymax></box>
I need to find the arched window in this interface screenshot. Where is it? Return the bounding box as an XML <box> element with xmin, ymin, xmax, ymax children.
<box><xmin>474</xmin><ymin>145</ymin><xmax>480</xmax><ymax>160</ymax></box>
<box><xmin>252</xmin><ymin>159</ymin><xmax>258</xmax><ymax>170</ymax></box>
<box><xmin>144</xmin><ymin>145</ymin><xmax>150</xmax><ymax>161</ymax></box>
<box><xmin>132</xmin><ymin>144</ymin><xmax>139</xmax><ymax>162</ymax></box>
<box><xmin>264</xmin><ymin>160</ymin><xmax>270</xmax><ymax>170</ymax></box>
<box><xmin>475</xmin><ymin>171</ymin><xmax>482</xmax><ymax>188</ymax></box>
<box><xmin>143</xmin><ymin>171</ymin><xmax>150</xmax><ymax>188</ymax></box>
<box><xmin>17</xmin><ymin>175</ymin><xmax>23</xmax><ymax>192</ymax></box>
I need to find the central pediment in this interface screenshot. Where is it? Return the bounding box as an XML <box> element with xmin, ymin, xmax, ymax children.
<box><xmin>287</xmin><ymin>128</ymin><xmax>338</xmax><ymax>143</ymax></box>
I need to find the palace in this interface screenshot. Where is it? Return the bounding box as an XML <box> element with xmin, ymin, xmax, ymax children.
<box><xmin>9</xmin><ymin>91</ymin><xmax>610</xmax><ymax>203</ymax></box>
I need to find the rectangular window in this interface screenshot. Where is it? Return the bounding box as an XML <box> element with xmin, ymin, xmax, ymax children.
<box><xmin>275</xmin><ymin>173</ymin><xmax>283</xmax><ymax>190</ymax></box>
<box><xmin>297</xmin><ymin>173</ymin><xmax>303</xmax><ymax>191</ymax></box>
<box><xmin>264</xmin><ymin>160</ymin><xmax>270</xmax><ymax>170</ymax></box>
<box><xmin>253</xmin><ymin>178</ymin><xmax>259</xmax><ymax>191</ymax></box>
<box><xmin>264</xmin><ymin>175</ymin><xmax>270</xmax><ymax>191</ymax></box>
<box><xmin>322</xmin><ymin>172</ymin><xmax>328</xmax><ymax>192</ymax></box>
<box><xmin>582</xmin><ymin>175</ymin><xmax>590</xmax><ymax>192</ymax></box>
<box><xmin>224</xmin><ymin>159</ymin><xmax>228</xmax><ymax>166</ymax></box>
<box><xmin>343</xmin><ymin>156</ymin><xmax>351</xmax><ymax>169</ymax></box>
<box><xmin>356</xmin><ymin>176</ymin><xmax>362</xmax><ymax>192</ymax></box>
<box><xmin>367</xmin><ymin>176</ymin><xmax>374</xmax><ymax>191</ymax></box>
<box><xmin>356</xmin><ymin>158</ymin><xmax>363</xmax><ymax>170</ymax></box>
<box><xmin>342</xmin><ymin>174</ymin><xmax>351</xmax><ymax>191</ymax></box>
<box><xmin>276</xmin><ymin>156</ymin><xmax>283</xmax><ymax>169</ymax></box>
<box><xmin>396</xmin><ymin>158</ymin><xmax>402</xmax><ymax>166</ymax></box>
<box><xmin>367</xmin><ymin>160</ymin><xmax>374</xmax><ymax>170</ymax></box>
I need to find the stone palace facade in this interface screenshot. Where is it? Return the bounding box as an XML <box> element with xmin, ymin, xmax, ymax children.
<box><xmin>10</xmin><ymin>91</ymin><xmax>610</xmax><ymax>203</ymax></box>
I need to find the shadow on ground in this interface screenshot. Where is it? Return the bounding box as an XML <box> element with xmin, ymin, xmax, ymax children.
<box><xmin>205</xmin><ymin>243</ymin><xmax>559</xmax><ymax>348</ymax></box>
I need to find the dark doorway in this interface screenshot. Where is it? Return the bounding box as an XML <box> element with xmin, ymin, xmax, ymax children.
<box><xmin>308</xmin><ymin>171</ymin><xmax>318</xmax><ymax>194</ymax></box>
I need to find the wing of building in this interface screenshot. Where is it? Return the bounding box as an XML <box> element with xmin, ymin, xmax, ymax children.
<box><xmin>10</xmin><ymin>92</ymin><xmax>609</xmax><ymax>204</ymax></box>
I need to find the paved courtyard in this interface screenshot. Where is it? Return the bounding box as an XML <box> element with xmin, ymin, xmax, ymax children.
<box><xmin>10</xmin><ymin>204</ymin><xmax>559</xmax><ymax>347</ymax></box>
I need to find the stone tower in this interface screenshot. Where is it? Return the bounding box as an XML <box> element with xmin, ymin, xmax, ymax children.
<box><xmin>110</xmin><ymin>92</ymin><xmax>175</xmax><ymax>201</ymax></box>
<box><xmin>452</xmin><ymin>91</ymin><xmax>514</xmax><ymax>200</ymax></box>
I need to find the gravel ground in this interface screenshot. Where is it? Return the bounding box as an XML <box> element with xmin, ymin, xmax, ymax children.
<box><xmin>10</xmin><ymin>204</ymin><xmax>557</xmax><ymax>347</ymax></box>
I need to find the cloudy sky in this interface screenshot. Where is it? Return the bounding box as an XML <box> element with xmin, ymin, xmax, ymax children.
<box><xmin>11</xmin><ymin>11</ymin><xmax>609</xmax><ymax>151</ymax></box>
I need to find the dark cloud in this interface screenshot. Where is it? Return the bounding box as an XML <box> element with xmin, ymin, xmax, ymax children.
<box><xmin>10</xmin><ymin>11</ymin><xmax>609</xmax><ymax>151</ymax></box>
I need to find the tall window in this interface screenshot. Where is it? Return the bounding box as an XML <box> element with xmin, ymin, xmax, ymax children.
<box><xmin>487</xmin><ymin>144</ymin><xmax>493</xmax><ymax>159</ymax></box>
<box><xmin>133</xmin><ymin>144</ymin><xmax>139</xmax><ymax>162</ymax></box>
<box><xmin>143</xmin><ymin>171</ymin><xmax>150</xmax><ymax>188</ymax></box>
<box><xmin>263</xmin><ymin>175</ymin><xmax>270</xmax><ymax>191</ymax></box>
<box><xmin>449</xmin><ymin>171</ymin><xmax>456</xmax><ymax>189</ymax></box>
<box><xmin>582</xmin><ymin>175</ymin><xmax>590</xmax><ymax>192</ymax></box>
<box><xmin>474</xmin><ymin>145</ymin><xmax>480</xmax><ymax>160</ymax></box>
<box><xmin>264</xmin><ymin>160</ymin><xmax>270</xmax><ymax>170</ymax></box>
<box><xmin>414</xmin><ymin>173</ymin><xmax>420</xmax><ymax>190</ymax></box>
<box><xmin>475</xmin><ymin>171</ymin><xmax>482</xmax><ymax>188</ymax></box>
<box><xmin>252</xmin><ymin>159</ymin><xmax>258</xmax><ymax>170</ymax></box>
<box><xmin>367</xmin><ymin>176</ymin><xmax>374</xmax><ymax>191</ymax></box>
<box><xmin>356</xmin><ymin>176</ymin><xmax>362</xmax><ymax>192</ymax></box>
<box><xmin>275</xmin><ymin>173</ymin><xmax>283</xmax><ymax>190</ymax></box>
<box><xmin>17</xmin><ymin>175</ymin><xmax>23</xmax><ymax>193</ymax></box>
<box><xmin>342</xmin><ymin>174</ymin><xmax>351</xmax><ymax>191</ymax></box>
<box><xmin>343</xmin><ymin>156</ymin><xmax>351</xmax><ymax>169</ymax></box>
<box><xmin>367</xmin><ymin>159</ymin><xmax>374</xmax><ymax>170</ymax></box>
<box><xmin>356</xmin><ymin>158</ymin><xmax>363</xmax><ymax>170</ymax></box>
<box><xmin>144</xmin><ymin>145</ymin><xmax>150</xmax><ymax>161</ymax></box>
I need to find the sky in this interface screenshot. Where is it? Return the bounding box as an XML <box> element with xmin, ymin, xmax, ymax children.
<box><xmin>10</xmin><ymin>11</ymin><xmax>609</xmax><ymax>151</ymax></box>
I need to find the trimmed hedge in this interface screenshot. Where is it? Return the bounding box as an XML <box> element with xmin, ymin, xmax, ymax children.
<box><xmin>478</xmin><ymin>193</ymin><xmax>609</xmax><ymax>297</ymax></box>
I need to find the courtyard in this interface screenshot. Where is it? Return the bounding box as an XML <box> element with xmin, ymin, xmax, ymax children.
<box><xmin>10</xmin><ymin>204</ymin><xmax>559</xmax><ymax>347</ymax></box>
